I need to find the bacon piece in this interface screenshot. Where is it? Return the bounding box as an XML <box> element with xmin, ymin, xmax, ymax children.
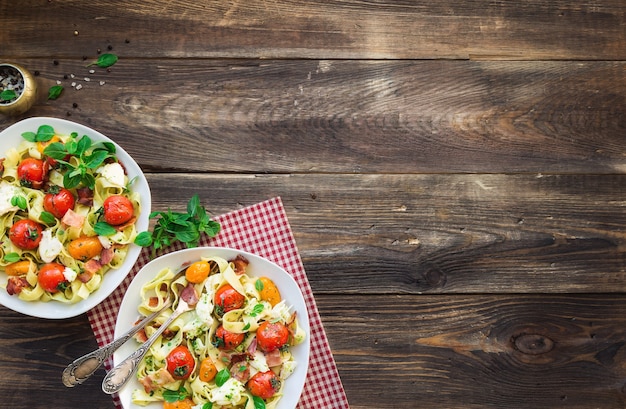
<box><xmin>99</xmin><ymin>247</ymin><xmax>114</xmax><ymax>265</ymax></box>
<box><xmin>78</xmin><ymin>259</ymin><xmax>101</xmax><ymax>283</ymax></box>
<box><xmin>6</xmin><ymin>276</ymin><xmax>29</xmax><ymax>295</ymax></box>
<box><xmin>230</xmin><ymin>361</ymin><xmax>250</xmax><ymax>383</ymax></box>
<box><xmin>134</xmin><ymin>328</ymin><xmax>148</xmax><ymax>343</ymax></box>
<box><xmin>230</xmin><ymin>255</ymin><xmax>249</xmax><ymax>275</ymax></box>
<box><xmin>61</xmin><ymin>209</ymin><xmax>85</xmax><ymax>228</ymax></box>
<box><xmin>113</xmin><ymin>216</ymin><xmax>136</xmax><ymax>231</ymax></box>
<box><xmin>138</xmin><ymin>367</ymin><xmax>176</xmax><ymax>393</ymax></box>
<box><xmin>0</xmin><ymin>158</ymin><xmax>4</xmax><ymax>174</ymax></box>
<box><xmin>180</xmin><ymin>284</ymin><xmax>199</xmax><ymax>306</ymax></box>
<box><xmin>76</xmin><ymin>187</ymin><xmax>94</xmax><ymax>206</ymax></box>
<box><xmin>265</xmin><ymin>349</ymin><xmax>282</xmax><ymax>367</ymax></box>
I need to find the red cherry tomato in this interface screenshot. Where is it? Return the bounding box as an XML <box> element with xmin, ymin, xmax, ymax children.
<box><xmin>256</xmin><ymin>321</ymin><xmax>290</xmax><ymax>352</ymax></box>
<box><xmin>247</xmin><ymin>370</ymin><xmax>282</xmax><ymax>399</ymax></box>
<box><xmin>17</xmin><ymin>157</ymin><xmax>48</xmax><ymax>189</ymax></box>
<box><xmin>165</xmin><ymin>345</ymin><xmax>195</xmax><ymax>380</ymax></box>
<box><xmin>43</xmin><ymin>187</ymin><xmax>76</xmax><ymax>219</ymax></box>
<box><xmin>9</xmin><ymin>219</ymin><xmax>44</xmax><ymax>250</ymax></box>
<box><xmin>38</xmin><ymin>262</ymin><xmax>69</xmax><ymax>293</ymax></box>
<box><xmin>214</xmin><ymin>284</ymin><xmax>245</xmax><ymax>314</ymax></box>
<box><xmin>214</xmin><ymin>325</ymin><xmax>245</xmax><ymax>350</ymax></box>
<box><xmin>102</xmin><ymin>195</ymin><xmax>134</xmax><ymax>225</ymax></box>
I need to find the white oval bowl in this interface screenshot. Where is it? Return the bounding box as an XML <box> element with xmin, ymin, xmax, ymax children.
<box><xmin>114</xmin><ymin>247</ymin><xmax>310</xmax><ymax>409</ymax></box>
<box><xmin>0</xmin><ymin>117</ymin><xmax>151</xmax><ymax>319</ymax></box>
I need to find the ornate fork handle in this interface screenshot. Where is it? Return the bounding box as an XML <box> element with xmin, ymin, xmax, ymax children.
<box><xmin>101</xmin><ymin>305</ymin><xmax>187</xmax><ymax>394</ymax></box>
<box><xmin>62</xmin><ymin>300</ymin><xmax>171</xmax><ymax>388</ymax></box>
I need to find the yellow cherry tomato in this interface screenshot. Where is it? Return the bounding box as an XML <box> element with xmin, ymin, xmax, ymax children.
<box><xmin>257</xmin><ymin>276</ymin><xmax>281</xmax><ymax>307</ymax></box>
<box><xmin>163</xmin><ymin>399</ymin><xmax>194</xmax><ymax>409</ymax></box>
<box><xmin>198</xmin><ymin>358</ymin><xmax>217</xmax><ymax>382</ymax></box>
<box><xmin>67</xmin><ymin>236</ymin><xmax>103</xmax><ymax>261</ymax></box>
<box><xmin>185</xmin><ymin>260</ymin><xmax>211</xmax><ymax>283</ymax></box>
<box><xmin>5</xmin><ymin>260</ymin><xmax>34</xmax><ymax>276</ymax></box>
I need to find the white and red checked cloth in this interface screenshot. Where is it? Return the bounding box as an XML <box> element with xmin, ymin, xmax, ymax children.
<box><xmin>87</xmin><ymin>197</ymin><xmax>349</xmax><ymax>409</ymax></box>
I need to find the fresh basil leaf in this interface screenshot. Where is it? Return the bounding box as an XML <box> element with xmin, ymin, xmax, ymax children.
<box><xmin>76</xmin><ymin>135</ymin><xmax>91</xmax><ymax>156</ymax></box>
<box><xmin>87</xmin><ymin>53</ymin><xmax>118</xmax><ymax>68</ymax></box>
<box><xmin>202</xmin><ymin>403</ymin><xmax>213</xmax><ymax>409</ymax></box>
<box><xmin>44</xmin><ymin>142</ymin><xmax>69</xmax><ymax>160</ymax></box>
<box><xmin>40</xmin><ymin>211</ymin><xmax>56</xmax><ymax>225</ymax></box>
<box><xmin>94</xmin><ymin>222</ymin><xmax>117</xmax><ymax>236</ymax></box>
<box><xmin>47</xmin><ymin>85</ymin><xmax>64</xmax><ymax>100</ymax></box>
<box><xmin>11</xmin><ymin>195</ymin><xmax>27</xmax><ymax>210</ymax></box>
<box><xmin>255</xmin><ymin>279</ymin><xmax>264</xmax><ymax>292</ymax></box>
<box><xmin>85</xmin><ymin>150</ymin><xmax>109</xmax><ymax>168</ymax></box>
<box><xmin>253</xmin><ymin>396</ymin><xmax>266</xmax><ymax>409</ymax></box>
<box><xmin>3</xmin><ymin>253</ymin><xmax>21</xmax><ymax>263</ymax></box>
<box><xmin>215</xmin><ymin>368</ymin><xmax>230</xmax><ymax>387</ymax></box>
<box><xmin>36</xmin><ymin>125</ymin><xmax>56</xmax><ymax>142</ymax></box>
<box><xmin>134</xmin><ymin>231</ymin><xmax>153</xmax><ymax>247</ymax></box>
<box><xmin>21</xmin><ymin>131</ymin><xmax>37</xmax><ymax>142</ymax></box>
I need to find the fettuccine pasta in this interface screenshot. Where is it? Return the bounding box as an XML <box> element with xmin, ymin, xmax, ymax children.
<box><xmin>130</xmin><ymin>255</ymin><xmax>306</xmax><ymax>409</ymax></box>
<box><xmin>0</xmin><ymin>124</ymin><xmax>141</xmax><ymax>304</ymax></box>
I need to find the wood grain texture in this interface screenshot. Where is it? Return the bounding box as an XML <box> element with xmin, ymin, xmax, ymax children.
<box><xmin>0</xmin><ymin>0</ymin><xmax>624</xmax><ymax>408</ymax></box>
<box><xmin>0</xmin><ymin>59</ymin><xmax>624</xmax><ymax>174</ymax></box>
<box><xmin>1</xmin><ymin>1</ymin><xmax>624</xmax><ymax>60</ymax></box>
<box><xmin>319</xmin><ymin>294</ymin><xmax>626</xmax><ymax>409</ymax></box>
<box><xmin>141</xmin><ymin>173</ymin><xmax>626</xmax><ymax>294</ymax></box>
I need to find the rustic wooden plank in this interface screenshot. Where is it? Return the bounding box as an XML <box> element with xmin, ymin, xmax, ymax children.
<box><xmin>1</xmin><ymin>59</ymin><xmax>624</xmax><ymax>174</ymax></box>
<box><xmin>0</xmin><ymin>308</ymin><xmax>111</xmax><ymax>408</ymax></box>
<box><xmin>140</xmin><ymin>173</ymin><xmax>626</xmax><ymax>294</ymax></box>
<box><xmin>318</xmin><ymin>294</ymin><xmax>626</xmax><ymax>408</ymax></box>
<box><xmin>1</xmin><ymin>1</ymin><xmax>624</xmax><ymax>60</ymax></box>
<box><xmin>3</xmin><ymin>293</ymin><xmax>626</xmax><ymax>408</ymax></box>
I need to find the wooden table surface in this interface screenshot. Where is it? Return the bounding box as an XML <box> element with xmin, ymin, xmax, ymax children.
<box><xmin>1</xmin><ymin>1</ymin><xmax>625</xmax><ymax>408</ymax></box>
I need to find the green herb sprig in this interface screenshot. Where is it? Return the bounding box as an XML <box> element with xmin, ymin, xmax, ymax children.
<box><xmin>40</xmin><ymin>131</ymin><xmax>117</xmax><ymax>189</ymax></box>
<box><xmin>134</xmin><ymin>194</ymin><xmax>221</xmax><ymax>257</ymax></box>
<box><xmin>162</xmin><ymin>386</ymin><xmax>190</xmax><ymax>403</ymax></box>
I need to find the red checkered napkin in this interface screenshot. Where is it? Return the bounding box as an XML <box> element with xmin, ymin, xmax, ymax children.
<box><xmin>87</xmin><ymin>197</ymin><xmax>349</xmax><ymax>409</ymax></box>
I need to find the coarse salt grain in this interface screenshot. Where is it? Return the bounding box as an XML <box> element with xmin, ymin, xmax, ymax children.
<box><xmin>99</xmin><ymin>81</ymin><xmax>106</xmax><ymax>86</ymax></box>
<box><xmin>75</xmin><ymin>84</ymin><xmax>82</xmax><ymax>90</ymax></box>
<box><xmin>84</xmin><ymin>77</ymin><xmax>90</xmax><ymax>82</ymax></box>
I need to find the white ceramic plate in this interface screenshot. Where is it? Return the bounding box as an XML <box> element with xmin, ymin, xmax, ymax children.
<box><xmin>114</xmin><ymin>247</ymin><xmax>310</xmax><ymax>409</ymax></box>
<box><xmin>0</xmin><ymin>117</ymin><xmax>151</xmax><ymax>319</ymax></box>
